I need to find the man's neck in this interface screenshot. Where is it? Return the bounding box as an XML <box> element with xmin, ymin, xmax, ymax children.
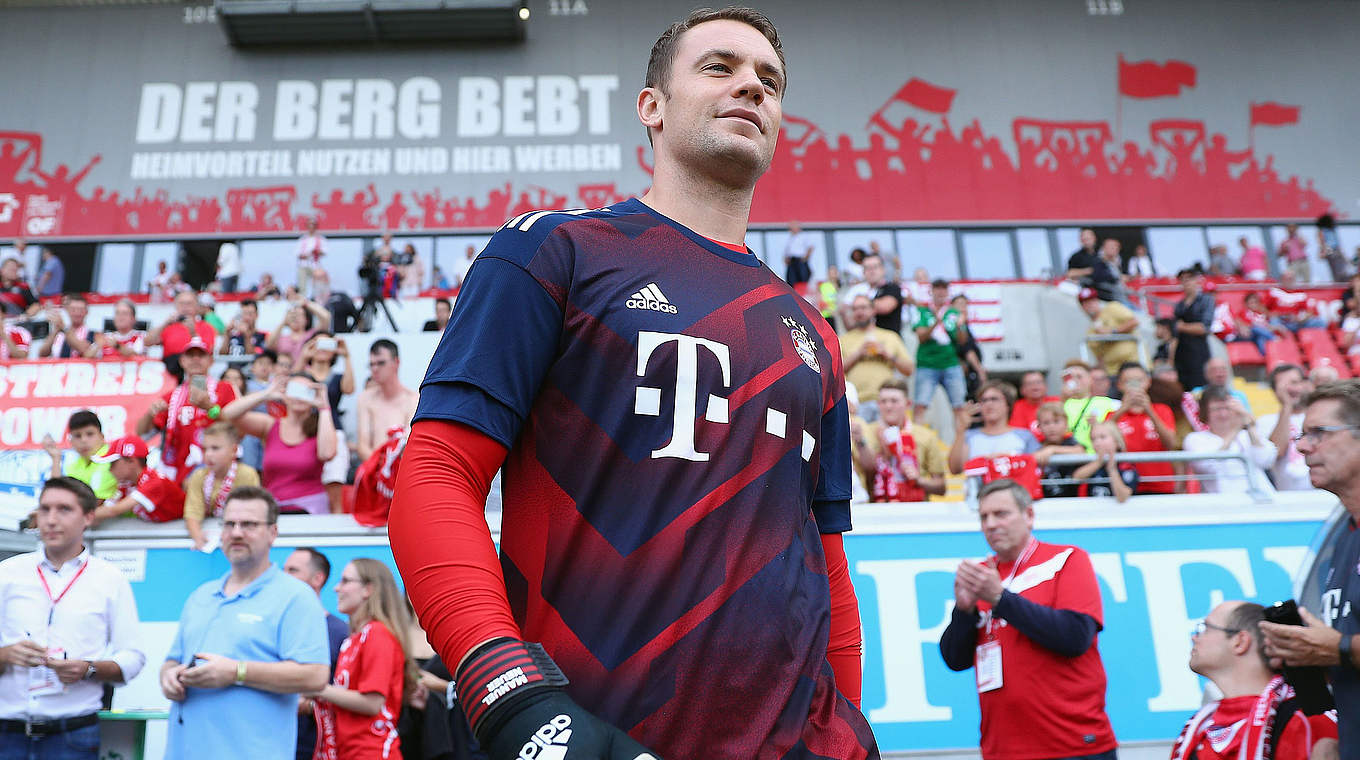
<box><xmin>377</xmin><ymin>378</ymin><xmax>406</xmax><ymax>399</ymax></box>
<box><xmin>1210</xmin><ymin>668</ymin><xmax>1272</xmax><ymax>699</ymax></box>
<box><xmin>638</xmin><ymin>164</ymin><xmax>754</xmax><ymax>246</ymax></box>
<box><xmin>226</xmin><ymin>558</ymin><xmax>270</xmax><ymax>592</ymax></box>
<box><xmin>43</xmin><ymin>542</ymin><xmax>85</xmax><ymax>567</ymax></box>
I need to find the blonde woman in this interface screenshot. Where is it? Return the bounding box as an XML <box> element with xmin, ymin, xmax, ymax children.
<box><xmin>310</xmin><ymin>559</ymin><xmax>418</xmax><ymax>760</ymax></box>
<box><xmin>1071</xmin><ymin>421</ymin><xmax>1139</xmax><ymax>502</ymax></box>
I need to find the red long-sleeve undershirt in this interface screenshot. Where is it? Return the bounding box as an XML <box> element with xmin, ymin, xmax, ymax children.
<box><xmin>390</xmin><ymin>418</ymin><xmax>864</xmax><ymax>707</ymax></box>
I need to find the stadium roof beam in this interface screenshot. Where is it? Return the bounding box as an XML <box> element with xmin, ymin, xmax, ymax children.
<box><xmin>214</xmin><ymin>0</ymin><xmax>527</xmax><ymax>45</ymax></box>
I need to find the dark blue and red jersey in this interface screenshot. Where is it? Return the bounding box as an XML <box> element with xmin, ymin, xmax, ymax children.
<box><xmin>413</xmin><ymin>198</ymin><xmax>877</xmax><ymax>759</ymax></box>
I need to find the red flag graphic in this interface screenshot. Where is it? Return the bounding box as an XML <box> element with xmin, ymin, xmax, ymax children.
<box><xmin>894</xmin><ymin>78</ymin><xmax>956</xmax><ymax>114</ymax></box>
<box><xmin>1250</xmin><ymin>101</ymin><xmax>1301</xmax><ymax>127</ymax></box>
<box><xmin>1117</xmin><ymin>55</ymin><xmax>1197</xmax><ymax>98</ymax></box>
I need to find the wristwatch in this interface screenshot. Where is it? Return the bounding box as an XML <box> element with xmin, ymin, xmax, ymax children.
<box><xmin>1341</xmin><ymin>633</ymin><xmax>1354</xmax><ymax>669</ymax></box>
<box><xmin>83</xmin><ymin>662</ymin><xmax>97</xmax><ymax>681</ymax></box>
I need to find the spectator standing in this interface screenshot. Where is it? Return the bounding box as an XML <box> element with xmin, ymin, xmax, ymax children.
<box><xmin>1239</xmin><ymin>236</ymin><xmax>1268</xmax><ymax>280</ymax></box>
<box><xmin>939</xmin><ymin>479</ymin><xmax>1117</xmax><ymax>760</ymax></box>
<box><xmin>35</xmin><ymin>247</ymin><xmax>64</xmax><ymax>297</ymax></box>
<box><xmin>952</xmin><ymin>294</ymin><xmax>987</xmax><ymax>399</ymax></box>
<box><xmin>311</xmin><ymin>559</ymin><xmax>417</xmax><ymax>760</ymax></box>
<box><xmin>160</xmin><ymin>487</ymin><xmax>330</xmax><ymax>760</ymax></box>
<box><xmin>1110</xmin><ymin>363</ymin><xmax>1179</xmax><ymax>494</ymax></box>
<box><xmin>41</xmin><ymin>410</ymin><xmax>116</xmax><ymax>502</ymax></box>
<box><xmin>948</xmin><ymin>380</ymin><xmax>1040</xmax><ymax>475</ymax></box>
<box><xmin>1124</xmin><ymin>243</ymin><xmax>1156</xmax><ymax>279</ymax></box>
<box><xmin>182</xmin><ymin>422</ymin><xmax>261</xmax><ymax>551</ymax></box>
<box><xmin>782</xmin><ymin>220</ymin><xmax>814</xmax><ymax>292</ymax></box>
<box><xmin>1080</xmin><ymin>288</ymin><xmax>1139</xmax><ymax>375</ymax></box>
<box><xmin>910</xmin><ymin>278</ymin><xmax>967</xmax><ymax>418</ymax></box>
<box><xmin>1010</xmin><ymin>370</ymin><xmax>1059</xmax><ymax>440</ymax></box>
<box><xmin>1173</xmin><ymin>268</ymin><xmax>1215</xmax><ymax>390</ymax></box>
<box><xmin>296</xmin><ymin>219</ymin><xmax>327</xmax><ymax>300</ymax></box>
<box><xmin>148</xmin><ymin>260</ymin><xmax>172</xmax><ymax>302</ymax></box>
<box><xmin>0</xmin><ymin>256</ymin><xmax>38</xmax><ymax>318</ymax></box>
<box><xmin>0</xmin><ymin>478</ymin><xmax>145</xmax><ymax>760</ymax></box>
<box><xmin>840</xmin><ymin>294</ymin><xmax>914</xmax><ymax>414</ymax></box>
<box><xmin>1261</xmin><ymin>381</ymin><xmax>1360</xmax><ymax>758</ymax></box>
<box><xmin>1071</xmin><ymin>422</ymin><xmax>1138</xmax><ymax>501</ymax></box>
<box><xmin>135</xmin><ymin>336</ymin><xmax>237</xmax><ymax>483</ymax></box>
<box><xmin>267</xmin><ymin>295</ymin><xmax>331</xmax><ymax>364</ymax></box>
<box><xmin>1065</xmin><ymin>227</ymin><xmax>1099</xmax><ymax>284</ymax></box>
<box><xmin>222</xmin><ymin>375</ymin><xmax>337</xmax><ymax>514</ymax></box>
<box><xmin>1060</xmin><ymin>361</ymin><xmax>1120</xmax><ymax>452</ymax></box>
<box><xmin>282</xmin><ymin>548</ymin><xmax>349</xmax><ymax>760</ymax></box>
<box><xmin>1207</xmin><ymin>244</ymin><xmax>1235</xmax><ymax>276</ymax></box>
<box><xmin>1182</xmin><ymin>387</ymin><xmax>1276</xmax><ymax>493</ymax></box>
<box><xmin>301</xmin><ymin>336</ymin><xmax>355</xmax><ymax>513</ymax></box>
<box><xmin>91</xmin><ymin>435</ymin><xmax>186</xmax><ymax>525</ymax></box>
<box><xmin>449</xmin><ymin>245</ymin><xmax>476</xmax><ymax>289</ymax></box>
<box><xmin>1256</xmin><ymin>363</ymin><xmax>1313</xmax><ymax>491</ymax></box>
<box><xmin>38</xmin><ymin>295</ymin><xmax>96</xmax><ymax>359</ymax></box>
<box><xmin>1277</xmin><ymin>223</ymin><xmax>1310</xmax><ymax>282</ymax></box>
<box><xmin>95</xmin><ymin>298</ymin><xmax>146</xmax><ymax>358</ymax></box>
<box><xmin>216</xmin><ymin>241</ymin><xmax>242</xmax><ymax>293</ymax></box>
<box><xmin>851</xmin><ymin>379</ymin><xmax>947</xmax><ymax>502</ymax></box>
<box><xmin>356</xmin><ymin>340</ymin><xmax>418</xmax><ymax>461</ymax></box>
<box><xmin>399</xmin><ymin>243</ymin><xmax>424</xmax><ymax>298</ymax></box>
<box><xmin>862</xmin><ymin>252</ymin><xmax>903</xmax><ymax>335</ymax></box>
<box><xmin>220</xmin><ymin>299</ymin><xmax>267</xmax><ymax>359</ymax></box>
<box><xmin>1096</xmin><ymin>238</ymin><xmax>1127</xmax><ymax>303</ymax></box>
<box><xmin>421</xmin><ymin>298</ymin><xmax>451</xmax><ymax>333</ymax></box>
<box><xmin>1179</xmin><ymin>601</ymin><xmax>1338</xmax><ymax>760</ymax></box>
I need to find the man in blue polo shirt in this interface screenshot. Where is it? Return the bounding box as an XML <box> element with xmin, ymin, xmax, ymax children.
<box><xmin>159</xmin><ymin>485</ymin><xmax>329</xmax><ymax>760</ymax></box>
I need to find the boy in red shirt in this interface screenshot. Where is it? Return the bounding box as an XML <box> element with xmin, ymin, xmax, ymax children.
<box><xmin>91</xmin><ymin>436</ymin><xmax>186</xmax><ymax>525</ymax></box>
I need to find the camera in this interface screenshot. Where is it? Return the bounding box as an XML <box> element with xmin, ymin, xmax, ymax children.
<box><xmin>1265</xmin><ymin>600</ymin><xmax>1334</xmax><ymax>715</ymax></box>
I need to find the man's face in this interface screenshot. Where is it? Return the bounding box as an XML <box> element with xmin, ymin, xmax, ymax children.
<box><xmin>369</xmin><ymin>347</ymin><xmax>397</xmax><ymax>384</ymax></box>
<box><xmin>435</xmin><ymin>301</ymin><xmax>451</xmax><ymax>325</ymax></box>
<box><xmin>1090</xmin><ymin>368</ymin><xmax>1110</xmax><ymax>396</ymax></box>
<box><xmin>877</xmin><ymin>389</ymin><xmax>907</xmax><ymax>426</ymax></box>
<box><xmin>645</xmin><ymin>19</ymin><xmax>784</xmax><ymax>185</ymax></box>
<box><xmin>221</xmin><ymin>498</ymin><xmax>276</xmax><ymax>567</ymax></box>
<box><xmin>114</xmin><ymin>302</ymin><xmax>135</xmax><ymax>332</ymax></box>
<box><xmin>0</xmin><ymin>259</ymin><xmax>17</xmax><ymax>281</ymax></box>
<box><xmin>65</xmin><ymin>299</ymin><xmax>87</xmax><ymax>324</ymax></box>
<box><xmin>465</xmin><ymin>245</ymin><xmax>475</xmax><ymax>259</ymax></box>
<box><xmin>1189</xmin><ymin>601</ymin><xmax>1244</xmax><ymax>676</ymax></box>
<box><xmin>1101</xmin><ymin>239</ymin><xmax>1120</xmax><ymax>259</ymax></box>
<box><xmin>202</xmin><ymin>433</ymin><xmax>234</xmax><ymax>470</ymax></box>
<box><xmin>977</xmin><ymin>387</ymin><xmax>1009</xmax><ymax>425</ymax></box>
<box><xmin>250</xmin><ymin>356</ymin><xmax>273</xmax><ymax>382</ymax></box>
<box><xmin>1275</xmin><ymin>368</ymin><xmax>1306</xmax><ymax>404</ymax></box>
<box><xmin>1020</xmin><ymin>372</ymin><xmax>1046</xmax><ymax>401</ymax></box>
<box><xmin>1179</xmin><ymin>274</ymin><xmax>1201</xmax><ymax>297</ymax></box>
<box><xmin>174</xmin><ymin>291</ymin><xmax>197</xmax><ymax>318</ymax></box>
<box><xmin>36</xmin><ymin>488</ymin><xmax>91</xmax><ymax>557</ymax></box>
<box><xmin>862</xmin><ymin>257</ymin><xmax>885</xmax><ymax>287</ymax></box>
<box><xmin>240</xmin><ymin>303</ymin><xmax>257</xmax><ymax>326</ymax></box>
<box><xmin>1205</xmin><ymin>359</ymin><xmax>1230</xmax><ymax>387</ymax></box>
<box><xmin>1298</xmin><ymin>399</ymin><xmax>1360</xmax><ymax>493</ymax></box>
<box><xmin>1037</xmin><ymin>412</ymin><xmax>1068</xmax><ymax>442</ymax></box>
<box><xmin>849</xmin><ymin>296</ymin><xmax>873</xmax><ymax>328</ymax></box>
<box><xmin>68</xmin><ymin>425</ymin><xmax>105</xmax><ymax>458</ymax></box>
<box><xmin>978</xmin><ymin>491</ymin><xmax>1033</xmax><ymax>559</ymax></box>
<box><xmin>931</xmin><ymin>285</ymin><xmax>949</xmax><ymax>307</ymax></box>
<box><xmin>283</xmin><ymin>549</ymin><xmax>324</xmax><ymax>593</ymax></box>
<box><xmin>180</xmin><ymin>348</ymin><xmax>211</xmax><ymax>377</ymax></box>
<box><xmin>1080</xmin><ymin>229</ymin><xmax>1096</xmax><ymax>248</ymax></box>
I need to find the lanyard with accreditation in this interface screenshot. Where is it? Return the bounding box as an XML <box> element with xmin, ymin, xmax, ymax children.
<box><xmin>975</xmin><ymin>537</ymin><xmax>1038</xmax><ymax>694</ymax></box>
<box><xmin>29</xmin><ymin>559</ymin><xmax>90</xmax><ymax>696</ymax></box>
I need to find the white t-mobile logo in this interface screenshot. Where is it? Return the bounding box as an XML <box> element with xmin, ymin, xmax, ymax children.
<box><xmin>634</xmin><ymin>331</ymin><xmax>731</xmax><ymax>462</ymax></box>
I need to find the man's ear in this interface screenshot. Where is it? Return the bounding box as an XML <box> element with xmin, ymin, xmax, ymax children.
<box><xmin>637</xmin><ymin>87</ymin><xmax>664</xmax><ymax>134</ymax></box>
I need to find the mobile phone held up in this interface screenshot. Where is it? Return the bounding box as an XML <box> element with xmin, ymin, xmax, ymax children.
<box><xmin>285</xmin><ymin>379</ymin><xmax>315</xmax><ymax>402</ymax></box>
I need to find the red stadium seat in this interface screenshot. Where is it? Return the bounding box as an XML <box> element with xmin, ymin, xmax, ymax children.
<box><xmin>1225</xmin><ymin>341</ymin><xmax>1265</xmax><ymax>367</ymax></box>
<box><xmin>1264</xmin><ymin>336</ymin><xmax>1303</xmax><ymax>370</ymax></box>
<box><xmin>1296</xmin><ymin>327</ymin><xmax>1333</xmax><ymax>349</ymax></box>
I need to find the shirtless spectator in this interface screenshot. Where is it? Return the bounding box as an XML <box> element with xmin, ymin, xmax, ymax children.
<box><xmin>96</xmin><ymin>298</ymin><xmax>147</xmax><ymax>358</ymax></box>
<box><xmin>148</xmin><ymin>289</ymin><xmax>219</xmax><ymax>371</ymax></box>
<box><xmin>1265</xmin><ymin>271</ymin><xmax>1326</xmax><ymax>333</ymax></box>
<box><xmin>355</xmin><ymin>339</ymin><xmax>418</xmax><ymax>460</ymax></box>
<box><xmin>38</xmin><ymin>294</ymin><xmax>97</xmax><ymax>359</ymax></box>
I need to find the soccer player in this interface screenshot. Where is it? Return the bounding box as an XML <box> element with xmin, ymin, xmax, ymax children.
<box><xmin>389</xmin><ymin>7</ymin><xmax>878</xmax><ymax>760</ymax></box>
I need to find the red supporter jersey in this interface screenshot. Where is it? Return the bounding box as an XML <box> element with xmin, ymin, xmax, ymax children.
<box><xmin>1</xmin><ymin>324</ymin><xmax>32</xmax><ymax>359</ymax></box>
<box><xmin>100</xmin><ymin>330</ymin><xmax>146</xmax><ymax>358</ymax></box>
<box><xmin>153</xmin><ymin>381</ymin><xmax>237</xmax><ymax>483</ymax></box>
<box><xmin>1010</xmin><ymin>397</ymin><xmax>1059</xmax><ymax>441</ymax></box>
<box><xmin>159</xmin><ymin>319</ymin><xmax>217</xmax><ymax>356</ymax></box>
<box><xmin>1237</xmin><ymin>306</ymin><xmax>1271</xmax><ymax>329</ymax></box>
<box><xmin>1210</xmin><ymin>303</ymin><xmax>1235</xmax><ymax>341</ymax></box>
<box><xmin>1112</xmin><ymin>404</ymin><xmax>1176</xmax><ymax>494</ymax></box>
<box><xmin>975</xmin><ymin>542</ymin><xmax>1115</xmax><ymax>760</ymax></box>
<box><xmin>964</xmin><ymin>454</ymin><xmax>1043</xmax><ymax>499</ymax></box>
<box><xmin>1170</xmin><ymin>696</ymin><xmax>1337</xmax><ymax>760</ymax></box>
<box><xmin>314</xmin><ymin>621</ymin><xmax>404</xmax><ymax>760</ymax></box>
<box><xmin>114</xmin><ymin>467</ymin><xmax>185</xmax><ymax>522</ymax></box>
<box><xmin>1265</xmin><ymin>288</ymin><xmax>1311</xmax><ymax>315</ymax></box>
<box><xmin>350</xmin><ymin>427</ymin><xmax>407</xmax><ymax>527</ymax></box>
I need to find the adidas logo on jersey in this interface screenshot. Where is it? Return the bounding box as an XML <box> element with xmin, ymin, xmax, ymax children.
<box><xmin>626</xmin><ymin>284</ymin><xmax>678</xmax><ymax>314</ymax></box>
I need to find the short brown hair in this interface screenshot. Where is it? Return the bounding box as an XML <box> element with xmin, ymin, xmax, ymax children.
<box><xmin>225</xmin><ymin>485</ymin><xmax>280</xmax><ymax>525</ymax></box>
<box><xmin>204</xmin><ymin>421</ymin><xmax>240</xmax><ymax>443</ymax></box>
<box><xmin>976</xmin><ymin>380</ymin><xmax>1017</xmax><ymax>413</ymax></box>
<box><xmin>1225</xmin><ymin>602</ymin><xmax>1269</xmax><ymax>669</ymax></box>
<box><xmin>42</xmin><ymin>476</ymin><xmax>98</xmax><ymax>514</ymax></box>
<box><xmin>977</xmin><ymin>478</ymin><xmax>1033</xmax><ymax>512</ymax></box>
<box><xmin>1036</xmin><ymin>400</ymin><xmax>1066</xmax><ymax>423</ymax></box>
<box><xmin>878</xmin><ymin>377</ymin><xmax>909</xmax><ymax>397</ymax></box>
<box><xmin>1302</xmin><ymin>380</ymin><xmax>1360</xmax><ymax>430</ymax></box>
<box><xmin>1064</xmin><ymin>359</ymin><xmax>1092</xmax><ymax>373</ymax></box>
<box><xmin>646</xmin><ymin>7</ymin><xmax>786</xmax><ymax>96</ymax></box>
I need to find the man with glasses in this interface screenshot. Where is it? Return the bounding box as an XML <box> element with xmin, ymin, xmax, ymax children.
<box><xmin>1176</xmin><ymin>601</ymin><xmax>1337</xmax><ymax>759</ymax></box>
<box><xmin>1262</xmin><ymin>381</ymin><xmax>1360</xmax><ymax>758</ymax></box>
<box><xmin>160</xmin><ymin>486</ymin><xmax>330</xmax><ymax>760</ymax></box>
<box><xmin>356</xmin><ymin>339</ymin><xmax>418</xmax><ymax>460</ymax></box>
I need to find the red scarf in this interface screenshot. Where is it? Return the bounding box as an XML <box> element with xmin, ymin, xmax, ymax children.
<box><xmin>1169</xmin><ymin>676</ymin><xmax>1291</xmax><ymax>760</ymax></box>
<box><xmin>871</xmin><ymin>421</ymin><xmax>925</xmax><ymax>502</ymax></box>
<box><xmin>202</xmin><ymin>462</ymin><xmax>237</xmax><ymax>518</ymax></box>
<box><xmin>163</xmin><ymin>380</ymin><xmax>217</xmax><ymax>472</ymax></box>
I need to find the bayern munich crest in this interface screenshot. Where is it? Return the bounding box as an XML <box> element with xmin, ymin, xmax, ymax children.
<box><xmin>782</xmin><ymin>316</ymin><xmax>821</xmax><ymax>372</ymax></box>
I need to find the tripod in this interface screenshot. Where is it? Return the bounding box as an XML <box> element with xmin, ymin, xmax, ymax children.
<box><xmin>357</xmin><ymin>281</ymin><xmax>398</xmax><ymax>332</ymax></box>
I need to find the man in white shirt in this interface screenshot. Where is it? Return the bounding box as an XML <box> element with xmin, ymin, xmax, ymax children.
<box><xmin>782</xmin><ymin>220</ymin><xmax>814</xmax><ymax>290</ymax></box>
<box><xmin>0</xmin><ymin>477</ymin><xmax>145</xmax><ymax>758</ymax></box>
<box><xmin>216</xmin><ymin>242</ymin><xmax>242</xmax><ymax>293</ymax></box>
<box><xmin>1256</xmin><ymin>363</ymin><xmax>1314</xmax><ymax>491</ymax></box>
<box><xmin>295</xmin><ymin>219</ymin><xmax>326</xmax><ymax>300</ymax></box>
<box><xmin>450</xmin><ymin>244</ymin><xmax>477</xmax><ymax>288</ymax></box>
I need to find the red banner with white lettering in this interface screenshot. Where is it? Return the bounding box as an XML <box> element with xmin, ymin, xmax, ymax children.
<box><xmin>0</xmin><ymin>358</ymin><xmax>175</xmax><ymax>449</ymax></box>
